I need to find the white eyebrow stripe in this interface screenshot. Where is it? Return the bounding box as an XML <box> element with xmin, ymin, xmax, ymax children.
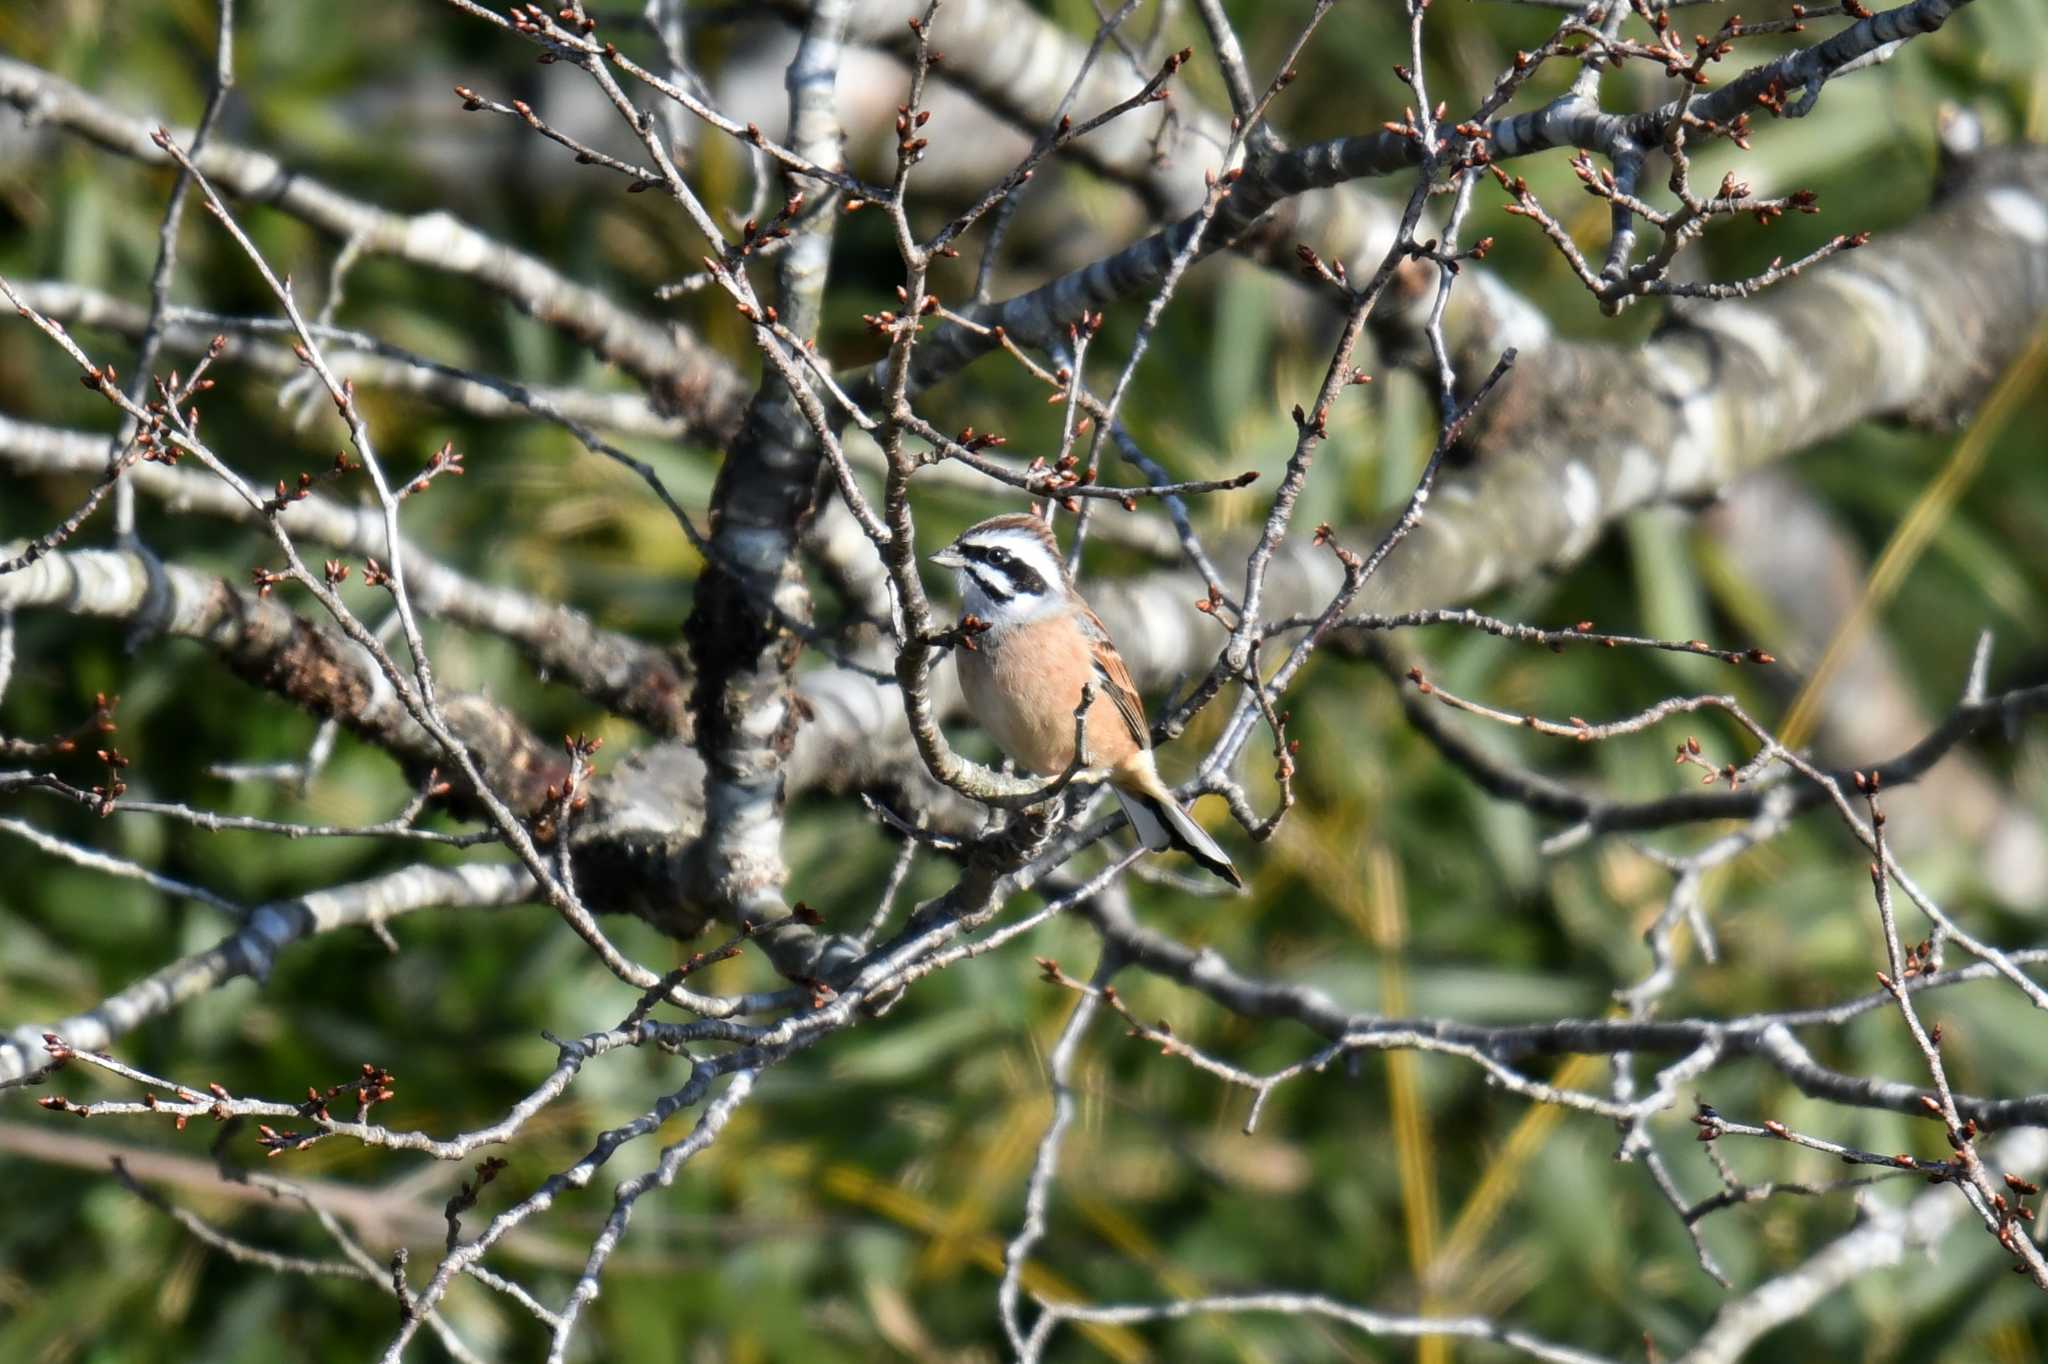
<box><xmin>962</xmin><ymin>532</ymin><xmax>1064</xmax><ymax>594</ymax></box>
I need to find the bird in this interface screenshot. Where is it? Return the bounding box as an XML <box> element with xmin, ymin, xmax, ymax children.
<box><xmin>929</xmin><ymin>511</ymin><xmax>1242</xmax><ymax>887</ymax></box>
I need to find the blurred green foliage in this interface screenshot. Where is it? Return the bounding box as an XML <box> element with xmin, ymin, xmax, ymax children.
<box><xmin>3</xmin><ymin>1</ymin><xmax>2047</xmax><ymax>1361</ymax></box>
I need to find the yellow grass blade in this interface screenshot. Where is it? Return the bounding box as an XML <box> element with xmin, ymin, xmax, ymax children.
<box><xmin>1779</xmin><ymin>319</ymin><xmax>2048</xmax><ymax>752</ymax></box>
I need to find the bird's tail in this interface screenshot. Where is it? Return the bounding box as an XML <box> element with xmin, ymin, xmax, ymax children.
<box><xmin>1111</xmin><ymin>778</ymin><xmax>1242</xmax><ymax>888</ymax></box>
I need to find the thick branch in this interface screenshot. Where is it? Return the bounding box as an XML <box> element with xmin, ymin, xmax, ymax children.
<box><xmin>9</xmin><ymin>280</ymin><xmax>689</xmax><ymax>440</ymax></box>
<box><xmin>0</xmin><ymin>863</ymin><xmax>532</xmax><ymax>1084</ymax></box>
<box><xmin>0</xmin><ymin>57</ymin><xmax>747</xmax><ymax>435</ymax></box>
<box><xmin>1407</xmin><ymin>142</ymin><xmax>2048</xmax><ymax>609</ymax></box>
<box><xmin>0</xmin><ymin>411</ymin><xmax>691</xmax><ymax>735</ymax></box>
<box><xmin>679</xmin><ymin>0</ymin><xmax>854</xmax><ymax>954</ymax></box>
<box><xmin>0</xmin><ymin>544</ymin><xmax>567</xmax><ymax>810</ymax></box>
<box><xmin>881</xmin><ymin>0</ymin><xmax>1983</xmax><ymax>402</ymax></box>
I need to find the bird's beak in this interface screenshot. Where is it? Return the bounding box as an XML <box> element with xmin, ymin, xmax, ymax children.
<box><xmin>928</xmin><ymin>545</ymin><xmax>966</xmax><ymax>570</ymax></box>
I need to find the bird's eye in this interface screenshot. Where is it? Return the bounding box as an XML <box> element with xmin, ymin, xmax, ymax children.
<box><xmin>988</xmin><ymin>548</ymin><xmax>1012</xmax><ymax>566</ymax></box>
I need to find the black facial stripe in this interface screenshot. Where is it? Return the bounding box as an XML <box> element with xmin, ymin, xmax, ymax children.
<box><xmin>960</xmin><ymin>543</ymin><xmax>1049</xmax><ymax>599</ymax></box>
<box><xmin>966</xmin><ymin>565</ymin><xmax>1012</xmax><ymax>604</ymax></box>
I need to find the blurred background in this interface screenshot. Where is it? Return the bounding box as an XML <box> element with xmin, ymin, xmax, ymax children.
<box><xmin>3</xmin><ymin>0</ymin><xmax>2047</xmax><ymax>1359</ymax></box>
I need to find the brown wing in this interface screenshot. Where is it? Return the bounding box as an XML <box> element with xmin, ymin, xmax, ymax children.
<box><xmin>1076</xmin><ymin>605</ymin><xmax>1151</xmax><ymax>752</ymax></box>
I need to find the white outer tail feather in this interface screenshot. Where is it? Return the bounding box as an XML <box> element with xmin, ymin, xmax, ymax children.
<box><xmin>1111</xmin><ymin>782</ymin><xmax>1242</xmax><ymax>888</ymax></box>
